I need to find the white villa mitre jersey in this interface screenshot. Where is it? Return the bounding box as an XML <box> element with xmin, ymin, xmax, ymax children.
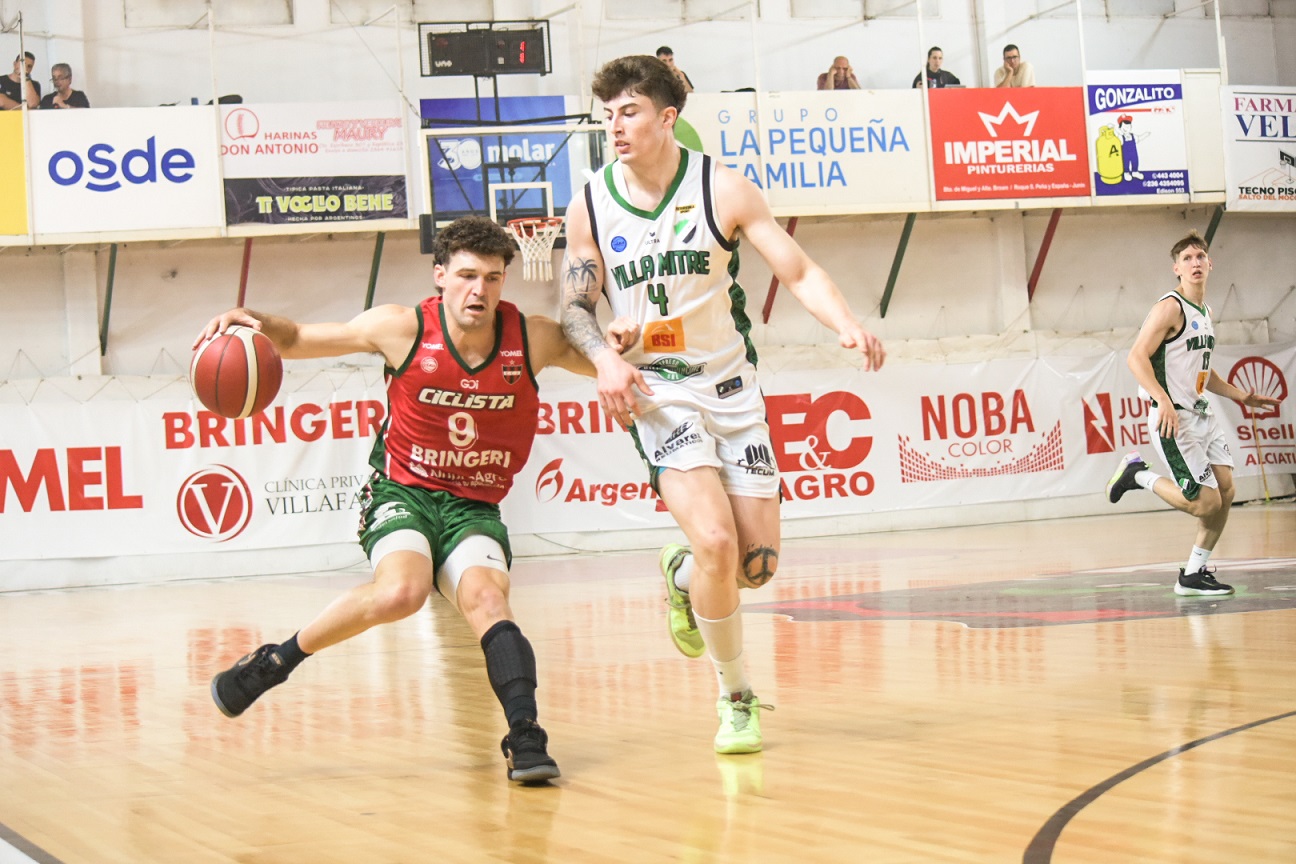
<box><xmin>585</xmin><ymin>148</ymin><xmax>757</xmax><ymax>401</ymax></box>
<box><xmin>1139</xmin><ymin>290</ymin><xmax>1216</xmax><ymax>415</ymax></box>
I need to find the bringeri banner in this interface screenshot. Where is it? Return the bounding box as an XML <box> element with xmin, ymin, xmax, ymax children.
<box><xmin>1221</xmin><ymin>86</ymin><xmax>1296</xmax><ymax>212</ymax></box>
<box><xmin>0</xmin><ymin>377</ymin><xmax>388</xmax><ymax>560</ymax></box>
<box><xmin>0</xmin><ymin>112</ymin><xmax>27</xmax><ymax>235</ymax></box>
<box><xmin>3</xmin><ymin>345</ymin><xmax>1291</xmax><ymax>559</ymax></box>
<box><xmin>221</xmin><ymin>101</ymin><xmax>408</xmax><ymax>225</ymax></box>
<box><xmin>681</xmin><ymin>91</ymin><xmax>928</xmax><ymax>214</ymax></box>
<box><xmin>1086</xmin><ymin>70</ymin><xmax>1189</xmax><ymax>196</ymax></box>
<box><xmin>929</xmin><ymin>88</ymin><xmax>1091</xmax><ymax>201</ymax></box>
<box><xmin>28</xmin><ymin>106</ymin><xmax>223</xmax><ymax>234</ymax></box>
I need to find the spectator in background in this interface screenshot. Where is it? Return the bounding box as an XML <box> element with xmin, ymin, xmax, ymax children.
<box><xmin>655</xmin><ymin>46</ymin><xmax>695</xmax><ymax>94</ymax></box>
<box><xmin>912</xmin><ymin>47</ymin><xmax>961</xmax><ymax>89</ymax></box>
<box><xmin>0</xmin><ymin>52</ymin><xmax>40</xmax><ymax>109</ymax></box>
<box><xmin>40</xmin><ymin>63</ymin><xmax>90</xmax><ymax>109</ymax></box>
<box><xmin>993</xmin><ymin>44</ymin><xmax>1035</xmax><ymax>88</ymax></box>
<box><xmin>817</xmin><ymin>56</ymin><xmax>860</xmax><ymax>90</ymax></box>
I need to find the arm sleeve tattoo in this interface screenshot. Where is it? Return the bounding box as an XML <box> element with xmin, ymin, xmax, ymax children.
<box><xmin>560</xmin><ymin>254</ymin><xmax>609</xmax><ymax>360</ymax></box>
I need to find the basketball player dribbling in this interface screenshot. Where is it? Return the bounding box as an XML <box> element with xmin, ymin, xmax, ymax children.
<box><xmin>193</xmin><ymin>217</ymin><xmax>633</xmax><ymax>784</ymax></box>
<box><xmin>1106</xmin><ymin>230</ymin><xmax>1279</xmax><ymax>595</ymax></box>
<box><xmin>559</xmin><ymin>55</ymin><xmax>885</xmax><ymax>754</ymax></box>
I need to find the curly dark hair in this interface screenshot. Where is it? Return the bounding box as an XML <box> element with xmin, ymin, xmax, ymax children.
<box><xmin>431</xmin><ymin>216</ymin><xmax>515</xmax><ymax>268</ymax></box>
<box><xmin>592</xmin><ymin>55</ymin><xmax>687</xmax><ymax>113</ymax></box>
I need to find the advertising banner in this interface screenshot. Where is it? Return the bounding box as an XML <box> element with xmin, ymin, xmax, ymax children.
<box><xmin>0</xmin><ymin>379</ymin><xmax>387</xmax><ymax>560</ymax></box>
<box><xmin>1221</xmin><ymin>86</ymin><xmax>1296</xmax><ymax>212</ymax></box>
<box><xmin>502</xmin><ymin>342</ymin><xmax>1294</xmax><ymax>532</ymax></box>
<box><xmin>421</xmin><ymin>95</ymin><xmax>578</xmax><ymax>221</ymax></box>
<box><xmin>929</xmin><ymin>88</ymin><xmax>1091</xmax><ymax>201</ymax></box>
<box><xmin>1085</xmin><ymin>70</ymin><xmax>1189</xmax><ymax>196</ymax></box>
<box><xmin>3</xmin><ymin>345</ymin><xmax>1291</xmax><ymax>560</ymax></box>
<box><xmin>0</xmin><ymin>111</ymin><xmax>27</xmax><ymax>234</ymax></box>
<box><xmin>220</xmin><ymin>101</ymin><xmax>407</xmax><ymax>225</ymax></box>
<box><xmin>682</xmin><ymin>91</ymin><xmax>930</xmax><ymax>213</ymax></box>
<box><xmin>28</xmin><ymin>107</ymin><xmax>223</xmax><ymax>234</ymax></box>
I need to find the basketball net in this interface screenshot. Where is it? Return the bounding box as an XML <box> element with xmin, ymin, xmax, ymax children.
<box><xmin>507</xmin><ymin>217</ymin><xmax>564</xmax><ymax>283</ymax></box>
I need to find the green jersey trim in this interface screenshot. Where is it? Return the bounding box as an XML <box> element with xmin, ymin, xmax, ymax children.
<box><xmin>726</xmin><ymin>244</ymin><xmax>758</xmax><ymax>367</ymax></box>
<box><xmin>1174</xmin><ymin>289</ymin><xmax>1207</xmax><ymax>317</ymax></box>
<box><xmin>389</xmin><ymin>304</ymin><xmax>425</xmax><ymax>378</ymax></box>
<box><xmin>603</xmin><ymin>148</ymin><xmax>691</xmax><ymax>221</ymax></box>
<box><xmin>518</xmin><ymin>312</ymin><xmax>540</xmax><ymax>390</ymax></box>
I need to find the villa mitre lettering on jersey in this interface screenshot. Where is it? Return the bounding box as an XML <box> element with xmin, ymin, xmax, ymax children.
<box><xmin>611</xmin><ymin>250</ymin><xmax>712</xmax><ymax>291</ymax></box>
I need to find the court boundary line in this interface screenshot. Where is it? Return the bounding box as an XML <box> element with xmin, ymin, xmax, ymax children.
<box><xmin>1022</xmin><ymin>708</ymin><xmax>1296</xmax><ymax>863</ymax></box>
<box><xmin>0</xmin><ymin>820</ymin><xmax>63</xmax><ymax>864</ymax></box>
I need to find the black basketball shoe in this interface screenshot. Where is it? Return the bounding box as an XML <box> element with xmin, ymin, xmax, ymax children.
<box><xmin>1174</xmin><ymin>567</ymin><xmax>1234</xmax><ymax>596</ymax></box>
<box><xmin>501</xmin><ymin>720</ymin><xmax>561</xmax><ymax>784</ymax></box>
<box><xmin>1106</xmin><ymin>452</ymin><xmax>1148</xmax><ymax>503</ymax></box>
<box><xmin>211</xmin><ymin>644</ymin><xmax>292</xmax><ymax>718</ymax></box>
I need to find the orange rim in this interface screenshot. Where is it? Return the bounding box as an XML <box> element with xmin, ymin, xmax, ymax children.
<box><xmin>507</xmin><ymin>217</ymin><xmax>564</xmax><ymax>238</ymax></box>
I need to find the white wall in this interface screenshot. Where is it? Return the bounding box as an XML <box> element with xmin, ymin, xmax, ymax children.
<box><xmin>4</xmin><ymin>203</ymin><xmax>1293</xmax><ymax>383</ymax></box>
<box><xmin>1</xmin><ymin>0</ymin><xmax>1291</xmax><ymax>111</ymax></box>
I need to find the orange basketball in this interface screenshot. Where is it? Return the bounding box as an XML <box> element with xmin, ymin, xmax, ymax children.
<box><xmin>190</xmin><ymin>325</ymin><xmax>283</xmax><ymax>419</ymax></box>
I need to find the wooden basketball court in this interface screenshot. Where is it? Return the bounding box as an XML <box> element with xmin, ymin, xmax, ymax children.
<box><xmin>1</xmin><ymin>503</ymin><xmax>1293</xmax><ymax>863</ymax></box>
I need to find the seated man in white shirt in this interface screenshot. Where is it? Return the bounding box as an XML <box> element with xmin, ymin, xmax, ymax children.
<box><xmin>993</xmin><ymin>44</ymin><xmax>1035</xmax><ymax>88</ymax></box>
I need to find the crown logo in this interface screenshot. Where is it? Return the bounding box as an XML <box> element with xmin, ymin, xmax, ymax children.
<box><xmin>977</xmin><ymin>102</ymin><xmax>1039</xmax><ymax>138</ymax></box>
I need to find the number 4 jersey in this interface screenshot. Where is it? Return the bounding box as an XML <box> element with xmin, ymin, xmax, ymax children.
<box><xmin>370</xmin><ymin>296</ymin><xmax>540</xmax><ymax>503</ymax></box>
<box><xmin>586</xmin><ymin>147</ymin><xmax>757</xmax><ymax>401</ymax></box>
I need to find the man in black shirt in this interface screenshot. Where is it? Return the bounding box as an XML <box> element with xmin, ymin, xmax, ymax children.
<box><xmin>40</xmin><ymin>63</ymin><xmax>90</xmax><ymax>109</ymax></box>
<box><xmin>912</xmin><ymin>46</ymin><xmax>961</xmax><ymax>89</ymax></box>
<box><xmin>655</xmin><ymin>46</ymin><xmax>695</xmax><ymax>94</ymax></box>
<box><xmin>0</xmin><ymin>52</ymin><xmax>40</xmax><ymax>109</ymax></box>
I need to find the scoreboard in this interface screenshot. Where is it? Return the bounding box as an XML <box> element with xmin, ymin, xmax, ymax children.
<box><xmin>422</xmin><ymin>22</ymin><xmax>550</xmax><ymax>77</ymax></box>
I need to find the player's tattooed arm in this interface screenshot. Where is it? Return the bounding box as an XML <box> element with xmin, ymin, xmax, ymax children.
<box><xmin>560</xmin><ymin>254</ymin><xmax>610</xmax><ymax>360</ymax></box>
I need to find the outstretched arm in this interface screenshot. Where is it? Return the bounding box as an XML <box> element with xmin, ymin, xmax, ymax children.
<box><xmin>559</xmin><ymin>191</ymin><xmax>652</xmax><ymax>426</ymax></box>
<box><xmin>526</xmin><ymin>315</ymin><xmax>641</xmax><ymax>377</ymax></box>
<box><xmin>193</xmin><ymin>304</ymin><xmax>416</xmax><ymax>367</ymax></box>
<box><xmin>1205</xmin><ymin>368</ymin><xmax>1282</xmax><ymax>411</ymax></box>
<box><xmin>717</xmin><ymin>166</ymin><xmax>885</xmax><ymax>370</ymax></box>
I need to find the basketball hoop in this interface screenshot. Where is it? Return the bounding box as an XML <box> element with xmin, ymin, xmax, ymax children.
<box><xmin>507</xmin><ymin>216</ymin><xmax>564</xmax><ymax>283</ymax></box>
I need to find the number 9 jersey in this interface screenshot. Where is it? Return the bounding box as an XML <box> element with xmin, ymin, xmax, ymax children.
<box><xmin>370</xmin><ymin>296</ymin><xmax>540</xmax><ymax>504</ymax></box>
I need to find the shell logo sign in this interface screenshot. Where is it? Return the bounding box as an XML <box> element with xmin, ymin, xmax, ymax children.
<box><xmin>1228</xmin><ymin>357</ymin><xmax>1286</xmax><ymax>420</ymax></box>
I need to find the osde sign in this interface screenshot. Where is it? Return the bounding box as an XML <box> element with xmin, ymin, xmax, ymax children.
<box><xmin>47</xmin><ymin>136</ymin><xmax>196</xmax><ymax>192</ymax></box>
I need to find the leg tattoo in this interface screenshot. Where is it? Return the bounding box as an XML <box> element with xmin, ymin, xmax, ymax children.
<box><xmin>742</xmin><ymin>545</ymin><xmax>778</xmax><ymax>588</ymax></box>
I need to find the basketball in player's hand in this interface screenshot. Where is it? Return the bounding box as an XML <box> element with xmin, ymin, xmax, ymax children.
<box><xmin>190</xmin><ymin>325</ymin><xmax>283</xmax><ymax>418</ymax></box>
